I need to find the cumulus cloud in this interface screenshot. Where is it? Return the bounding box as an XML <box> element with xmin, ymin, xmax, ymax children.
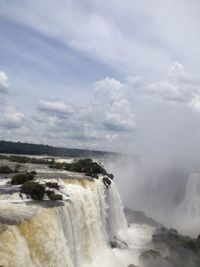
<box><xmin>32</xmin><ymin>63</ymin><xmax>200</xmax><ymax>150</ymax></box>
<box><xmin>0</xmin><ymin>70</ymin><xmax>9</xmax><ymax>93</ymax></box>
<box><xmin>104</xmin><ymin>112</ymin><xmax>135</xmax><ymax>132</ymax></box>
<box><xmin>104</xmin><ymin>98</ymin><xmax>135</xmax><ymax>132</ymax></box>
<box><xmin>38</xmin><ymin>100</ymin><xmax>74</xmax><ymax>115</ymax></box>
<box><xmin>33</xmin><ymin>77</ymin><xmax>136</xmax><ymax>150</ymax></box>
<box><xmin>142</xmin><ymin>62</ymin><xmax>200</xmax><ymax>111</ymax></box>
<box><xmin>94</xmin><ymin>77</ymin><xmax>136</xmax><ymax>132</ymax></box>
<box><xmin>0</xmin><ymin>108</ymin><xmax>25</xmax><ymax>129</ymax></box>
<box><xmin>94</xmin><ymin>77</ymin><xmax>127</xmax><ymax>101</ymax></box>
<box><xmin>1</xmin><ymin>1</ymin><xmax>200</xmax><ymax>153</ymax></box>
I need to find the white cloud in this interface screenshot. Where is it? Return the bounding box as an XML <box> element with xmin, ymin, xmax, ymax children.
<box><xmin>1</xmin><ymin>1</ymin><xmax>200</xmax><ymax>152</ymax></box>
<box><xmin>38</xmin><ymin>100</ymin><xmax>74</xmax><ymax>115</ymax></box>
<box><xmin>33</xmin><ymin>76</ymin><xmax>136</xmax><ymax>149</ymax></box>
<box><xmin>94</xmin><ymin>77</ymin><xmax>127</xmax><ymax>101</ymax></box>
<box><xmin>104</xmin><ymin>98</ymin><xmax>136</xmax><ymax>131</ymax></box>
<box><xmin>2</xmin><ymin>0</ymin><xmax>200</xmax><ymax>77</ymax></box>
<box><xmin>93</xmin><ymin>77</ymin><xmax>136</xmax><ymax>132</ymax></box>
<box><xmin>142</xmin><ymin>62</ymin><xmax>200</xmax><ymax>111</ymax></box>
<box><xmin>104</xmin><ymin>112</ymin><xmax>135</xmax><ymax>132</ymax></box>
<box><xmin>0</xmin><ymin>108</ymin><xmax>25</xmax><ymax>129</ymax></box>
<box><xmin>146</xmin><ymin>82</ymin><xmax>187</xmax><ymax>103</ymax></box>
<box><xmin>169</xmin><ymin>62</ymin><xmax>189</xmax><ymax>82</ymax></box>
<box><xmin>105</xmin><ymin>133</ymin><xmax>119</xmax><ymax>142</ymax></box>
<box><xmin>0</xmin><ymin>70</ymin><xmax>9</xmax><ymax>93</ymax></box>
<box><xmin>189</xmin><ymin>95</ymin><xmax>200</xmax><ymax>112</ymax></box>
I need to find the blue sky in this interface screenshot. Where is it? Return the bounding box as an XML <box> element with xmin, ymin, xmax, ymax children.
<box><xmin>0</xmin><ymin>0</ymin><xmax>200</xmax><ymax>157</ymax></box>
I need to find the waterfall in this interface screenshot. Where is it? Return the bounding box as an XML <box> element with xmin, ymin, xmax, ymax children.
<box><xmin>178</xmin><ymin>173</ymin><xmax>200</xmax><ymax>217</ymax></box>
<box><xmin>0</xmin><ymin>177</ymin><xmax>127</xmax><ymax>267</ymax></box>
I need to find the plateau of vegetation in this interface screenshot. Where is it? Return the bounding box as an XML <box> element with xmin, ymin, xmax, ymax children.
<box><xmin>9</xmin><ymin>171</ymin><xmax>63</xmax><ymax>201</ymax></box>
<box><xmin>20</xmin><ymin>181</ymin><xmax>63</xmax><ymax>201</ymax></box>
<box><xmin>21</xmin><ymin>181</ymin><xmax>45</xmax><ymax>200</ymax></box>
<box><xmin>0</xmin><ymin>140</ymin><xmax>118</xmax><ymax>158</ymax></box>
<box><xmin>0</xmin><ymin>165</ymin><xmax>16</xmax><ymax>173</ymax></box>
<box><xmin>0</xmin><ymin>154</ymin><xmax>52</xmax><ymax>164</ymax></box>
<box><xmin>5</xmin><ymin>155</ymin><xmax>113</xmax><ymax>201</ymax></box>
<box><xmin>49</xmin><ymin>158</ymin><xmax>114</xmax><ymax>179</ymax></box>
<box><xmin>10</xmin><ymin>171</ymin><xmax>36</xmax><ymax>185</ymax></box>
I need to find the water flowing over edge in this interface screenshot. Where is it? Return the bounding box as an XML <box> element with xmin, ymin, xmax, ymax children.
<box><xmin>0</xmin><ymin>177</ymin><xmax>137</xmax><ymax>267</ymax></box>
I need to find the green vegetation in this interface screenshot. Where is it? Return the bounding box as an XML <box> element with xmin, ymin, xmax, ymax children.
<box><xmin>21</xmin><ymin>181</ymin><xmax>40</xmax><ymax>194</ymax></box>
<box><xmin>8</xmin><ymin>155</ymin><xmax>51</xmax><ymax>164</ymax></box>
<box><xmin>0</xmin><ymin>140</ymin><xmax>118</xmax><ymax>158</ymax></box>
<box><xmin>0</xmin><ymin>165</ymin><xmax>14</xmax><ymax>173</ymax></box>
<box><xmin>48</xmin><ymin>193</ymin><xmax>63</xmax><ymax>201</ymax></box>
<box><xmin>49</xmin><ymin>158</ymin><xmax>114</xmax><ymax>179</ymax></box>
<box><xmin>0</xmin><ymin>154</ymin><xmax>7</xmax><ymax>160</ymax></box>
<box><xmin>21</xmin><ymin>181</ymin><xmax>45</xmax><ymax>200</ymax></box>
<box><xmin>45</xmin><ymin>182</ymin><xmax>59</xmax><ymax>190</ymax></box>
<box><xmin>10</xmin><ymin>171</ymin><xmax>36</xmax><ymax>185</ymax></box>
<box><xmin>20</xmin><ymin>182</ymin><xmax>62</xmax><ymax>201</ymax></box>
<box><xmin>0</xmin><ymin>154</ymin><xmax>53</xmax><ymax>165</ymax></box>
<box><xmin>45</xmin><ymin>185</ymin><xmax>63</xmax><ymax>201</ymax></box>
<box><xmin>46</xmin><ymin>189</ymin><xmax>54</xmax><ymax>197</ymax></box>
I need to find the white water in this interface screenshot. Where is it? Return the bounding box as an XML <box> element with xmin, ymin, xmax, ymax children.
<box><xmin>0</xmin><ymin>177</ymin><xmax>154</xmax><ymax>267</ymax></box>
<box><xmin>179</xmin><ymin>173</ymin><xmax>200</xmax><ymax>217</ymax></box>
<box><xmin>172</xmin><ymin>173</ymin><xmax>200</xmax><ymax>236</ymax></box>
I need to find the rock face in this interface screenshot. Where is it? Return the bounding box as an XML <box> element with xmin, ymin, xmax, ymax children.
<box><xmin>124</xmin><ymin>208</ymin><xmax>162</xmax><ymax>228</ymax></box>
<box><xmin>139</xmin><ymin>249</ymin><xmax>173</xmax><ymax>267</ymax></box>
<box><xmin>140</xmin><ymin>227</ymin><xmax>200</xmax><ymax>267</ymax></box>
<box><xmin>103</xmin><ymin>177</ymin><xmax>112</xmax><ymax>188</ymax></box>
<box><xmin>110</xmin><ymin>236</ymin><xmax>128</xmax><ymax>249</ymax></box>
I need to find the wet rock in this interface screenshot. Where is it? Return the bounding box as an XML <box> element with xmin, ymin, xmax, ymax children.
<box><xmin>124</xmin><ymin>208</ymin><xmax>163</xmax><ymax>228</ymax></box>
<box><xmin>150</xmin><ymin>227</ymin><xmax>200</xmax><ymax>267</ymax></box>
<box><xmin>139</xmin><ymin>249</ymin><xmax>173</xmax><ymax>267</ymax></box>
<box><xmin>103</xmin><ymin>177</ymin><xmax>112</xmax><ymax>188</ymax></box>
<box><xmin>110</xmin><ymin>236</ymin><xmax>128</xmax><ymax>249</ymax></box>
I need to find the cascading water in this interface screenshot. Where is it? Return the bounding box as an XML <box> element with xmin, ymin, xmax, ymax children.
<box><xmin>179</xmin><ymin>173</ymin><xmax>200</xmax><ymax>217</ymax></box>
<box><xmin>171</xmin><ymin>173</ymin><xmax>200</xmax><ymax>237</ymax></box>
<box><xmin>0</xmin><ymin>177</ymin><xmax>128</xmax><ymax>267</ymax></box>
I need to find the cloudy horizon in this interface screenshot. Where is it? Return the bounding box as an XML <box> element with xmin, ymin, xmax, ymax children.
<box><xmin>0</xmin><ymin>0</ymin><xmax>200</xmax><ymax>157</ymax></box>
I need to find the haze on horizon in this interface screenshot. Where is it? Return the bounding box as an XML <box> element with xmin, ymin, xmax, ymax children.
<box><xmin>0</xmin><ymin>0</ymin><xmax>200</xmax><ymax>159</ymax></box>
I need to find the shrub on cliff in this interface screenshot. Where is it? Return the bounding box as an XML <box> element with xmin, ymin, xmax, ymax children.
<box><xmin>48</xmin><ymin>193</ymin><xmax>63</xmax><ymax>201</ymax></box>
<box><xmin>10</xmin><ymin>171</ymin><xmax>36</xmax><ymax>185</ymax></box>
<box><xmin>46</xmin><ymin>189</ymin><xmax>54</xmax><ymax>197</ymax></box>
<box><xmin>46</xmin><ymin>182</ymin><xmax>59</xmax><ymax>190</ymax></box>
<box><xmin>48</xmin><ymin>158</ymin><xmax>114</xmax><ymax>179</ymax></box>
<box><xmin>46</xmin><ymin>189</ymin><xmax>63</xmax><ymax>201</ymax></box>
<box><xmin>0</xmin><ymin>165</ymin><xmax>14</xmax><ymax>173</ymax></box>
<box><xmin>21</xmin><ymin>181</ymin><xmax>45</xmax><ymax>200</ymax></box>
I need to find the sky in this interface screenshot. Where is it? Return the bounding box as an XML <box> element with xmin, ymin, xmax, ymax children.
<box><xmin>0</xmin><ymin>0</ymin><xmax>200</xmax><ymax>157</ymax></box>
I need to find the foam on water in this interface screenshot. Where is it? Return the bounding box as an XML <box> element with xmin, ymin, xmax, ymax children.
<box><xmin>0</xmin><ymin>177</ymin><xmax>154</xmax><ymax>267</ymax></box>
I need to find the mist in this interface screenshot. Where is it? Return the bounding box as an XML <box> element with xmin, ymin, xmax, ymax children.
<box><xmin>105</xmin><ymin>154</ymin><xmax>200</xmax><ymax>237</ymax></box>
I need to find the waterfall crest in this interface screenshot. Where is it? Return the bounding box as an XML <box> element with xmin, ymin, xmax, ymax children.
<box><xmin>0</xmin><ymin>177</ymin><xmax>127</xmax><ymax>267</ymax></box>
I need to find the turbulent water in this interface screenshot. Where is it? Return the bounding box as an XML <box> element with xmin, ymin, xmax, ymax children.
<box><xmin>0</xmin><ymin>177</ymin><xmax>153</xmax><ymax>267</ymax></box>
